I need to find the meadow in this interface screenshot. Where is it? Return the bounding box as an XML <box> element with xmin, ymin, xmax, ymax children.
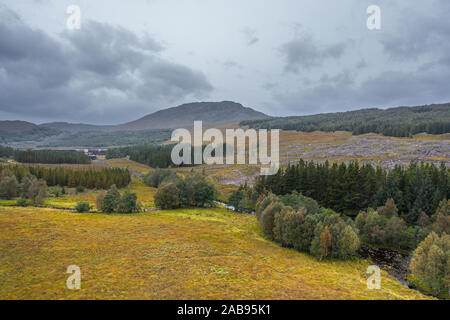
<box><xmin>0</xmin><ymin>205</ymin><xmax>429</xmax><ymax>300</ymax></box>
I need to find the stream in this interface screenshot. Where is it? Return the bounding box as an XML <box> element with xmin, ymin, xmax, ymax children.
<box><xmin>357</xmin><ymin>245</ymin><xmax>411</xmax><ymax>287</ymax></box>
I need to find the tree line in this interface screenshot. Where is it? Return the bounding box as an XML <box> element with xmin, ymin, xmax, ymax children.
<box><xmin>106</xmin><ymin>144</ymin><xmax>218</xmax><ymax>168</ymax></box>
<box><xmin>241</xmin><ymin>104</ymin><xmax>450</xmax><ymax>137</ymax></box>
<box><xmin>255</xmin><ymin>160</ymin><xmax>449</xmax><ymax>224</ymax></box>
<box><xmin>13</xmin><ymin>149</ymin><xmax>91</xmax><ymax>164</ymax></box>
<box><xmin>0</xmin><ymin>165</ymin><xmax>130</xmax><ymax>189</ymax></box>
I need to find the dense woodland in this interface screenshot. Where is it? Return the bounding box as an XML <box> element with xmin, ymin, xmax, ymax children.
<box><xmin>107</xmin><ymin>145</ymin><xmax>175</xmax><ymax>168</ymax></box>
<box><xmin>0</xmin><ymin>165</ymin><xmax>130</xmax><ymax>189</ymax></box>
<box><xmin>13</xmin><ymin>149</ymin><xmax>91</xmax><ymax>164</ymax></box>
<box><xmin>106</xmin><ymin>144</ymin><xmax>211</xmax><ymax>168</ymax></box>
<box><xmin>255</xmin><ymin>160</ymin><xmax>449</xmax><ymax>224</ymax></box>
<box><xmin>242</xmin><ymin>104</ymin><xmax>450</xmax><ymax>137</ymax></box>
<box><xmin>0</xmin><ymin>146</ymin><xmax>92</xmax><ymax>164</ymax></box>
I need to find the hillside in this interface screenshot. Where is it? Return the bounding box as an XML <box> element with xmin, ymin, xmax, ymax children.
<box><xmin>242</xmin><ymin>103</ymin><xmax>450</xmax><ymax>137</ymax></box>
<box><xmin>0</xmin><ymin>205</ymin><xmax>428</xmax><ymax>299</ymax></box>
<box><xmin>39</xmin><ymin>122</ymin><xmax>113</xmax><ymax>132</ymax></box>
<box><xmin>0</xmin><ymin>120</ymin><xmax>37</xmax><ymax>133</ymax></box>
<box><xmin>118</xmin><ymin>101</ymin><xmax>269</xmax><ymax>130</ymax></box>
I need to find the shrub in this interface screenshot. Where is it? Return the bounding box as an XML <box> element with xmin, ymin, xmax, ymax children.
<box><xmin>410</xmin><ymin>232</ymin><xmax>449</xmax><ymax>297</ymax></box>
<box><xmin>76</xmin><ymin>185</ymin><xmax>85</xmax><ymax>193</ymax></box>
<box><xmin>19</xmin><ymin>173</ymin><xmax>37</xmax><ymax>198</ymax></box>
<box><xmin>193</xmin><ymin>180</ymin><xmax>215</xmax><ymax>207</ymax></box>
<box><xmin>27</xmin><ymin>179</ymin><xmax>48</xmax><ymax>205</ymax></box>
<box><xmin>154</xmin><ymin>183</ymin><xmax>180</xmax><ymax>209</ymax></box>
<box><xmin>255</xmin><ymin>193</ymin><xmax>277</xmax><ymax>220</ymax></box>
<box><xmin>260</xmin><ymin>201</ymin><xmax>283</xmax><ymax>240</ymax></box>
<box><xmin>117</xmin><ymin>191</ymin><xmax>138</xmax><ymax>213</ymax></box>
<box><xmin>16</xmin><ymin>198</ymin><xmax>27</xmax><ymax>207</ymax></box>
<box><xmin>96</xmin><ymin>192</ymin><xmax>105</xmax><ymax>212</ymax></box>
<box><xmin>0</xmin><ymin>175</ymin><xmax>18</xmax><ymax>199</ymax></box>
<box><xmin>144</xmin><ymin>169</ymin><xmax>178</xmax><ymax>188</ymax></box>
<box><xmin>229</xmin><ymin>190</ymin><xmax>245</xmax><ymax>209</ymax></box>
<box><xmin>103</xmin><ymin>194</ymin><xmax>118</xmax><ymax>213</ymax></box>
<box><xmin>75</xmin><ymin>201</ymin><xmax>91</xmax><ymax>213</ymax></box>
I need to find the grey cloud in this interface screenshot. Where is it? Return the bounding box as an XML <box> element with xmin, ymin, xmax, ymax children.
<box><xmin>0</xmin><ymin>6</ymin><xmax>213</xmax><ymax>124</ymax></box>
<box><xmin>280</xmin><ymin>32</ymin><xmax>346</xmax><ymax>73</ymax></box>
<box><xmin>275</xmin><ymin>63</ymin><xmax>450</xmax><ymax>115</ymax></box>
<box><xmin>241</xmin><ymin>27</ymin><xmax>259</xmax><ymax>46</ymax></box>
<box><xmin>381</xmin><ymin>1</ymin><xmax>450</xmax><ymax>64</ymax></box>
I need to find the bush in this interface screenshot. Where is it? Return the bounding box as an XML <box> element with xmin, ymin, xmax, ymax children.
<box><xmin>229</xmin><ymin>190</ymin><xmax>245</xmax><ymax>209</ymax></box>
<box><xmin>117</xmin><ymin>191</ymin><xmax>138</xmax><ymax>213</ymax></box>
<box><xmin>154</xmin><ymin>183</ymin><xmax>180</xmax><ymax>209</ymax></box>
<box><xmin>27</xmin><ymin>179</ymin><xmax>48</xmax><ymax>205</ymax></box>
<box><xmin>16</xmin><ymin>198</ymin><xmax>27</xmax><ymax>207</ymax></box>
<box><xmin>144</xmin><ymin>169</ymin><xmax>178</xmax><ymax>188</ymax></box>
<box><xmin>75</xmin><ymin>201</ymin><xmax>91</xmax><ymax>213</ymax></box>
<box><xmin>410</xmin><ymin>232</ymin><xmax>449</xmax><ymax>297</ymax></box>
<box><xmin>260</xmin><ymin>201</ymin><xmax>283</xmax><ymax>240</ymax></box>
<box><xmin>76</xmin><ymin>185</ymin><xmax>85</xmax><ymax>193</ymax></box>
<box><xmin>103</xmin><ymin>194</ymin><xmax>118</xmax><ymax>213</ymax></box>
<box><xmin>96</xmin><ymin>192</ymin><xmax>105</xmax><ymax>212</ymax></box>
<box><xmin>0</xmin><ymin>175</ymin><xmax>18</xmax><ymax>199</ymax></box>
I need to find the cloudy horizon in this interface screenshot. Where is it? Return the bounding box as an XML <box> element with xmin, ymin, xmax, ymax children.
<box><xmin>0</xmin><ymin>0</ymin><xmax>449</xmax><ymax>125</ymax></box>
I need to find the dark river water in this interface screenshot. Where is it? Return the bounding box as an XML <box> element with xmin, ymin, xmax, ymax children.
<box><xmin>357</xmin><ymin>245</ymin><xmax>411</xmax><ymax>287</ymax></box>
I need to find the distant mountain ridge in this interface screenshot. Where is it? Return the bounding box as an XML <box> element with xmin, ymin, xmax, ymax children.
<box><xmin>116</xmin><ymin>101</ymin><xmax>269</xmax><ymax>130</ymax></box>
<box><xmin>37</xmin><ymin>101</ymin><xmax>269</xmax><ymax>132</ymax></box>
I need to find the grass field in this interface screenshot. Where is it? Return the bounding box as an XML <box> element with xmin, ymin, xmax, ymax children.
<box><xmin>0</xmin><ymin>205</ymin><xmax>429</xmax><ymax>300</ymax></box>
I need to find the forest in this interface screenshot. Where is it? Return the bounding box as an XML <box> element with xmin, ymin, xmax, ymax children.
<box><xmin>255</xmin><ymin>160</ymin><xmax>449</xmax><ymax>224</ymax></box>
<box><xmin>0</xmin><ymin>165</ymin><xmax>131</xmax><ymax>189</ymax></box>
<box><xmin>241</xmin><ymin>104</ymin><xmax>450</xmax><ymax>137</ymax></box>
<box><xmin>12</xmin><ymin>149</ymin><xmax>91</xmax><ymax>164</ymax></box>
<box><xmin>106</xmin><ymin>144</ymin><xmax>211</xmax><ymax>168</ymax></box>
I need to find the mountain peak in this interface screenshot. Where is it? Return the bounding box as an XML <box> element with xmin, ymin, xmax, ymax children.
<box><xmin>119</xmin><ymin>101</ymin><xmax>269</xmax><ymax>130</ymax></box>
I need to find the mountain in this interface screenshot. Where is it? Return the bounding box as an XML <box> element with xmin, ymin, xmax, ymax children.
<box><xmin>0</xmin><ymin>120</ymin><xmax>38</xmax><ymax>133</ymax></box>
<box><xmin>117</xmin><ymin>101</ymin><xmax>270</xmax><ymax>130</ymax></box>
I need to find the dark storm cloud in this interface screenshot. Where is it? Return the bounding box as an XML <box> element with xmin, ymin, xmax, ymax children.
<box><xmin>0</xmin><ymin>6</ymin><xmax>212</xmax><ymax>124</ymax></box>
<box><xmin>280</xmin><ymin>32</ymin><xmax>346</xmax><ymax>73</ymax></box>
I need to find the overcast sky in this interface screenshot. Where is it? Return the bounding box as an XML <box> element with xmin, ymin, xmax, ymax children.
<box><xmin>0</xmin><ymin>0</ymin><xmax>449</xmax><ymax>124</ymax></box>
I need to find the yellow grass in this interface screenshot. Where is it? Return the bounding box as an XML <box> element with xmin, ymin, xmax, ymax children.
<box><xmin>104</xmin><ymin>158</ymin><xmax>152</xmax><ymax>175</ymax></box>
<box><xmin>0</xmin><ymin>206</ymin><xmax>430</xmax><ymax>300</ymax></box>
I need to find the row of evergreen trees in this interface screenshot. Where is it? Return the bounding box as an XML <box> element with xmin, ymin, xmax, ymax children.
<box><xmin>12</xmin><ymin>149</ymin><xmax>91</xmax><ymax>164</ymax></box>
<box><xmin>106</xmin><ymin>145</ymin><xmax>175</xmax><ymax>168</ymax></box>
<box><xmin>0</xmin><ymin>165</ymin><xmax>130</xmax><ymax>189</ymax></box>
<box><xmin>255</xmin><ymin>160</ymin><xmax>449</xmax><ymax>224</ymax></box>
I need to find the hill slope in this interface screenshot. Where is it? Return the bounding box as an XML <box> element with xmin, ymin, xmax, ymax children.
<box><xmin>39</xmin><ymin>122</ymin><xmax>113</xmax><ymax>132</ymax></box>
<box><xmin>242</xmin><ymin>103</ymin><xmax>450</xmax><ymax>137</ymax></box>
<box><xmin>0</xmin><ymin>120</ymin><xmax>37</xmax><ymax>133</ymax></box>
<box><xmin>0</xmin><ymin>205</ymin><xmax>428</xmax><ymax>299</ymax></box>
<box><xmin>119</xmin><ymin>101</ymin><xmax>269</xmax><ymax>130</ymax></box>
